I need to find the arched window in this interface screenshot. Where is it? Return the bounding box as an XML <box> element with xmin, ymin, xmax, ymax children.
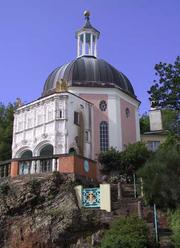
<box><xmin>100</xmin><ymin>121</ymin><xmax>109</xmax><ymax>152</ymax></box>
<box><xmin>19</xmin><ymin>150</ymin><xmax>32</xmax><ymax>175</ymax></box>
<box><xmin>39</xmin><ymin>144</ymin><xmax>54</xmax><ymax>172</ymax></box>
<box><xmin>69</xmin><ymin>147</ymin><xmax>77</xmax><ymax>155</ymax></box>
<box><xmin>40</xmin><ymin>144</ymin><xmax>53</xmax><ymax>157</ymax></box>
<box><xmin>20</xmin><ymin>150</ymin><xmax>32</xmax><ymax>159</ymax></box>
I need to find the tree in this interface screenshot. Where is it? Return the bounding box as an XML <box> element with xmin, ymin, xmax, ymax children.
<box><xmin>139</xmin><ymin>113</ymin><xmax>150</xmax><ymax>134</ymax></box>
<box><xmin>148</xmin><ymin>56</ymin><xmax>180</xmax><ymax>110</ymax></box>
<box><xmin>98</xmin><ymin>142</ymin><xmax>150</xmax><ymax>176</ymax></box>
<box><xmin>98</xmin><ymin>148</ymin><xmax>122</xmax><ymax>173</ymax></box>
<box><xmin>0</xmin><ymin>103</ymin><xmax>15</xmax><ymax>161</ymax></box>
<box><xmin>121</xmin><ymin>142</ymin><xmax>151</xmax><ymax>175</ymax></box>
<box><xmin>138</xmin><ymin>137</ymin><xmax>180</xmax><ymax>209</ymax></box>
<box><xmin>161</xmin><ymin>109</ymin><xmax>180</xmax><ymax>135</ymax></box>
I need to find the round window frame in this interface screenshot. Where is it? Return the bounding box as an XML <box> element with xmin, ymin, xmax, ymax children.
<box><xmin>99</xmin><ymin>100</ymin><xmax>107</xmax><ymax>111</ymax></box>
<box><xmin>84</xmin><ymin>160</ymin><xmax>89</xmax><ymax>172</ymax></box>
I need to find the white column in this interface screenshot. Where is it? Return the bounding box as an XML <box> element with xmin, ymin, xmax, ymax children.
<box><xmin>23</xmin><ymin>112</ymin><xmax>26</xmax><ymax>140</ymax></box>
<box><xmin>31</xmin><ymin>161</ymin><xmax>35</xmax><ymax>174</ymax></box>
<box><xmin>77</xmin><ymin>35</ymin><xmax>80</xmax><ymax>57</ymax></box>
<box><xmin>52</xmin><ymin>158</ymin><xmax>56</xmax><ymax>171</ymax></box>
<box><xmin>43</xmin><ymin>104</ymin><xmax>46</xmax><ymax>134</ymax></box>
<box><xmin>90</xmin><ymin>34</ymin><xmax>93</xmax><ymax>55</ymax></box>
<box><xmin>83</xmin><ymin>33</ymin><xmax>86</xmax><ymax>55</ymax></box>
<box><xmin>94</xmin><ymin>36</ymin><xmax>97</xmax><ymax>57</ymax></box>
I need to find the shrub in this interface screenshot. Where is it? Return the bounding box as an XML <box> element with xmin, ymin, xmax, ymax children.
<box><xmin>98</xmin><ymin>147</ymin><xmax>122</xmax><ymax>172</ymax></box>
<box><xmin>169</xmin><ymin>210</ymin><xmax>180</xmax><ymax>247</ymax></box>
<box><xmin>100</xmin><ymin>216</ymin><xmax>148</xmax><ymax>248</ymax></box>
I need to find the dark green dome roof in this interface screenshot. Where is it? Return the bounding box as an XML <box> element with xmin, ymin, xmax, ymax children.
<box><xmin>42</xmin><ymin>55</ymin><xmax>136</xmax><ymax>98</ymax></box>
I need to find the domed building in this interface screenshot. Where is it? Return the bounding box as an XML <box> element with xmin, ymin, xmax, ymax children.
<box><xmin>11</xmin><ymin>12</ymin><xmax>140</xmax><ymax>176</ymax></box>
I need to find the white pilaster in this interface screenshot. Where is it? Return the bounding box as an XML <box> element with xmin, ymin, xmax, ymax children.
<box><xmin>108</xmin><ymin>95</ymin><xmax>122</xmax><ymax>150</ymax></box>
<box><xmin>83</xmin><ymin>33</ymin><xmax>86</xmax><ymax>55</ymax></box>
<box><xmin>90</xmin><ymin>34</ymin><xmax>93</xmax><ymax>55</ymax></box>
<box><xmin>94</xmin><ymin>36</ymin><xmax>97</xmax><ymax>57</ymax></box>
<box><xmin>77</xmin><ymin>35</ymin><xmax>80</xmax><ymax>57</ymax></box>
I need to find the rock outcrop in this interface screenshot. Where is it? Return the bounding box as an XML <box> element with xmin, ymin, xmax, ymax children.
<box><xmin>0</xmin><ymin>173</ymin><xmax>105</xmax><ymax>248</ymax></box>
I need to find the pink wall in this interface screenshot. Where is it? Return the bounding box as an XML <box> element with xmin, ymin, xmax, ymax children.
<box><xmin>80</xmin><ymin>94</ymin><xmax>108</xmax><ymax>158</ymax></box>
<box><xmin>120</xmin><ymin>98</ymin><xmax>137</xmax><ymax>148</ymax></box>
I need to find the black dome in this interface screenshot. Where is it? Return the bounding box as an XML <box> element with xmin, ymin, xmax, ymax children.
<box><xmin>42</xmin><ymin>56</ymin><xmax>135</xmax><ymax>97</ymax></box>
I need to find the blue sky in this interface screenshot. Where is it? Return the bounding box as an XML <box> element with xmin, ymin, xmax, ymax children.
<box><xmin>0</xmin><ymin>0</ymin><xmax>179</xmax><ymax>114</ymax></box>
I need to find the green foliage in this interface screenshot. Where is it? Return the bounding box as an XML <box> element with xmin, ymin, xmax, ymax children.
<box><xmin>0</xmin><ymin>102</ymin><xmax>15</xmax><ymax>161</ymax></box>
<box><xmin>162</xmin><ymin>109</ymin><xmax>180</xmax><ymax>135</ymax></box>
<box><xmin>121</xmin><ymin>142</ymin><xmax>151</xmax><ymax>174</ymax></box>
<box><xmin>138</xmin><ymin>139</ymin><xmax>180</xmax><ymax>209</ymax></box>
<box><xmin>159</xmin><ymin>133</ymin><xmax>179</xmax><ymax>150</ymax></box>
<box><xmin>98</xmin><ymin>148</ymin><xmax>122</xmax><ymax>172</ymax></box>
<box><xmin>0</xmin><ymin>182</ymin><xmax>10</xmax><ymax>195</ymax></box>
<box><xmin>140</xmin><ymin>113</ymin><xmax>150</xmax><ymax>134</ymax></box>
<box><xmin>169</xmin><ymin>210</ymin><xmax>180</xmax><ymax>247</ymax></box>
<box><xmin>98</xmin><ymin>143</ymin><xmax>150</xmax><ymax>176</ymax></box>
<box><xmin>100</xmin><ymin>217</ymin><xmax>148</xmax><ymax>248</ymax></box>
<box><xmin>148</xmin><ymin>56</ymin><xmax>180</xmax><ymax>110</ymax></box>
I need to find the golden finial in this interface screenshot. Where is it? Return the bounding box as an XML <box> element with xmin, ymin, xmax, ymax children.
<box><xmin>56</xmin><ymin>80</ymin><xmax>68</xmax><ymax>92</ymax></box>
<box><xmin>84</xmin><ymin>10</ymin><xmax>90</xmax><ymax>19</ymax></box>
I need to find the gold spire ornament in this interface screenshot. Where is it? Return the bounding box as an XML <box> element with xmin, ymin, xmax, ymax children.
<box><xmin>84</xmin><ymin>10</ymin><xmax>90</xmax><ymax>18</ymax></box>
<box><xmin>55</xmin><ymin>80</ymin><xmax>69</xmax><ymax>92</ymax></box>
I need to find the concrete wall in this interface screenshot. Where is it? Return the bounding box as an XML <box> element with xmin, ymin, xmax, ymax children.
<box><xmin>59</xmin><ymin>155</ymin><xmax>97</xmax><ymax>180</ymax></box>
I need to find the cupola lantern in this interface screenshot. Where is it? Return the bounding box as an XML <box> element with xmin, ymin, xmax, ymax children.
<box><xmin>76</xmin><ymin>11</ymin><xmax>100</xmax><ymax>57</ymax></box>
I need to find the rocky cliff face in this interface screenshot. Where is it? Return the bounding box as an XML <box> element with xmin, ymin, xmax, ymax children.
<box><xmin>0</xmin><ymin>173</ymin><xmax>105</xmax><ymax>248</ymax></box>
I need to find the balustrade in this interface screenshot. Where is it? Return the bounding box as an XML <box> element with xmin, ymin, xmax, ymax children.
<box><xmin>0</xmin><ymin>156</ymin><xmax>59</xmax><ymax>178</ymax></box>
<box><xmin>0</xmin><ymin>161</ymin><xmax>11</xmax><ymax>178</ymax></box>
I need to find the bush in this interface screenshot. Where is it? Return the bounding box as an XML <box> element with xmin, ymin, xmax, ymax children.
<box><xmin>169</xmin><ymin>210</ymin><xmax>180</xmax><ymax>247</ymax></box>
<box><xmin>100</xmin><ymin>217</ymin><xmax>148</xmax><ymax>248</ymax></box>
<box><xmin>98</xmin><ymin>148</ymin><xmax>122</xmax><ymax>172</ymax></box>
<box><xmin>98</xmin><ymin>143</ymin><xmax>150</xmax><ymax>175</ymax></box>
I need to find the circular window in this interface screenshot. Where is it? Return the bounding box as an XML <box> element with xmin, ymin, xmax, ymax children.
<box><xmin>125</xmin><ymin>108</ymin><xmax>130</xmax><ymax>118</ymax></box>
<box><xmin>84</xmin><ymin>160</ymin><xmax>89</xmax><ymax>172</ymax></box>
<box><xmin>99</xmin><ymin>100</ymin><xmax>107</xmax><ymax>111</ymax></box>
